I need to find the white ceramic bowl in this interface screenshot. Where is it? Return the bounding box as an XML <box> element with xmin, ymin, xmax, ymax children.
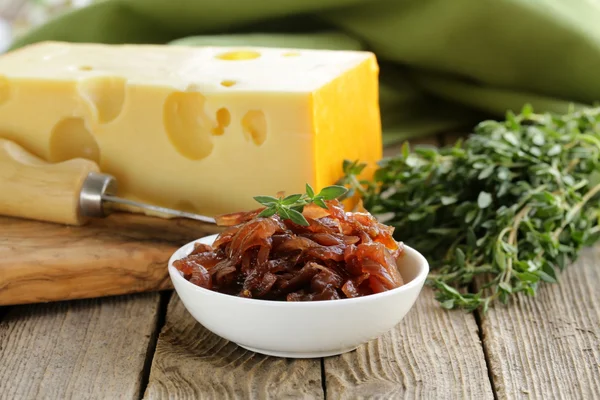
<box><xmin>168</xmin><ymin>234</ymin><xmax>429</xmax><ymax>358</ymax></box>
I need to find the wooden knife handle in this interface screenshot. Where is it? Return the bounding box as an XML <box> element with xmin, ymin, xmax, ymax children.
<box><xmin>0</xmin><ymin>139</ymin><xmax>100</xmax><ymax>225</ymax></box>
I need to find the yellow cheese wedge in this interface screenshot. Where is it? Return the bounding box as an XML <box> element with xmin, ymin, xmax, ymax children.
<box><xmin>0</xmin><ymin>42</ymin><xmax>381</xmax><ymax>216</ymax></box>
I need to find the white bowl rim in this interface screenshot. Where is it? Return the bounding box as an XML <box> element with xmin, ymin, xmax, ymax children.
<box><xmin>169</xmin><ymin>234</ymin><xmax>429</xmax><ymax>308</ymax></box>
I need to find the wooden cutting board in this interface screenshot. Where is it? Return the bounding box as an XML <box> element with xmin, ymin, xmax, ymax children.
<box><xmin>0</xmin><ymin>213</ymin><xmax>221</xmax><ymax>306</ymax></box>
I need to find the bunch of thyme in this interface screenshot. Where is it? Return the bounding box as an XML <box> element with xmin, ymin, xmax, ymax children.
<box><xmin>338</xmin><ymin>106</ymin><xmax>600</xmax><ymax>312</ymax></box>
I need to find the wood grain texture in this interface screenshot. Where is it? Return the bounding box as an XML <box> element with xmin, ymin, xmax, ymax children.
<box><xmin>324</xmin><ymin>288</ymin><xmax>494</xmax><ymax>399</ymax></box>
<box><xmin>481</xmin><ymin>247</ymin><xmax>600</xmax><ymax>399</ymax></box>
<box><xmin>144</xmin><ymin>294</ymin><xmax>323</xmax><ymax>400</ymax></box>
<box><xmin>0</xmin><ymin>213</ymin><xmax>220</xmax><ymax>305</ymax></box>
<box><xmin>0</xmin><ymin>293</ymin><xmax>160</xmax><ymax>400</ymax></box>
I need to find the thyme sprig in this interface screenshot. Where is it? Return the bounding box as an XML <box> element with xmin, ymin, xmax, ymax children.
<box><xmin>254</xmin><ymin>184</ymin><xmax>347</xmax><ymax>226</ymax></box>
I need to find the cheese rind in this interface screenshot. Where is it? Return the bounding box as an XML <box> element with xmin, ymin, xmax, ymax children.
<box><xmin>0</xmin><ymin>42</ymin><xmax>382</xmax><ymax>216</ymax></box>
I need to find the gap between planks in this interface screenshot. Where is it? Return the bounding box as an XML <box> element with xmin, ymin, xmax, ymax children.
<box><xmin>138</xmin><ymin>291</ymin><xmax>172</xmax><ymax>400</ymax></box>
<box><xmin>0</xmin><ymin>306</ymin><xmax>9</xmax><ymax>322</ymax></box>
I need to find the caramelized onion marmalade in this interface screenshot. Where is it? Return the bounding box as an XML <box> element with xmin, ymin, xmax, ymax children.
<box><xmin>173</xmin><ymin>200</ymin><xmax>405</xmax><ymax>301</ymax></box>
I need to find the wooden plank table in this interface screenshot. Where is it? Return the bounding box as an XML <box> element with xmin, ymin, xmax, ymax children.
<box><xmin>1</xmin><ymin>135</ymin><xmax>599</xmax><ymax>399</ymax></box>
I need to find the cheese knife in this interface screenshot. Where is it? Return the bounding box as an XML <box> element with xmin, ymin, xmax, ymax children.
<box><xmin>0</xmin><ymin>138</ymin><xmax>216</xmax><ymax>226</ymax></box>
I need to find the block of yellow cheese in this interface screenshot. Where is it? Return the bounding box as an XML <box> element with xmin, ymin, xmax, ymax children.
<box><xmin>0</xmin><ymin>42</ymin><xmax>381</xmax><ymax>216</ymax></box>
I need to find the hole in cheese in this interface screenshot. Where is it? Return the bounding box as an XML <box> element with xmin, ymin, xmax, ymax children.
<box><xmin>79</xmin><ymin>76</ymin><xmax>126</xmax><ymax>124</ymax></box>
<box><xmin>212</xmin><ymin>108</ymin><xmax>231</xmax><ymax>136</ymax></box>
<box><xmin>0</xmin><ymin>76</ymin><xmax>11</xmax><ymax>105</ymax></box>
<box><xmin>216</xmin><ymin>51</ymin><xmax>260</xmax><ymax>61</ymax></box>
<box><xmin>242</xmin><ymin>110</ymin><xmax>267</xmax><ymax>146</ymax></box>
<box><xmin>49</xmin><ymin>117</ymin><xmax>100</xmax><ymax>163</ymax></box>
<box><xmin>283</xmin><ymin>52</ymin><xmax>300</xmax><ymax>57</ymax></box>
<box><xmin>220</xmin><ymin>80</ymin><xmax>236</xmax><ymax>87</ymax></box>
<box><xmin>216</xmin><ymin>108</ymin><xmax>231</xmax><ymax>126</ymax></box>
<box><xmin>163</xmin><ymin>91</ymin><xmax>215</xmax><ymax>160</ymax></box>
<box><xmin>79</xmin><ymin>66</ymin><xmax>93</xmax><ymax>71</ymax></box>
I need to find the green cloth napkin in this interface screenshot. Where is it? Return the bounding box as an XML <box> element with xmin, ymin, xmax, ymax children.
<box><xmin>10</xmin><ymin>0</ymin><xmax>599</xmax><ymax>145</ymax></box>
